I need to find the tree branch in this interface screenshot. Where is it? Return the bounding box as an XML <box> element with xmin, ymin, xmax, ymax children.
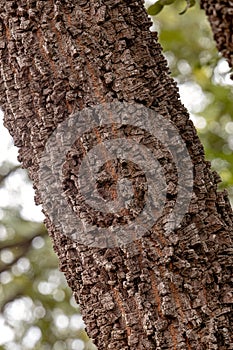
<box><xmin>0</xmin><ymin>226</ymin><xmax>47</xmax><ymax>251</ymax></box>
<box><xmin>200</xmin><ymin>0</ymin><xmax>233</xmax><ymax>74</ymax></box>
<box><xmin>0</xmin><ymin>226</ymin><xmax>47</xmax><ymax>273</ymax></box>
<box><xmin>0</xmin><ymin>165</ymin><xmax>21</xmax><ymax>186</ymax></box>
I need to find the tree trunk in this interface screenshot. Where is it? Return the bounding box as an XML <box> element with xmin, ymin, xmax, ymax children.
<box><xmin>0</xmin><ymin>1</ymin><xmax>232</xmax><ymax>349</ymax></box>
<box><xmin>200</xmin><ymin>0</ymin><xmax>233</xmax><ymax>71</ymax></box>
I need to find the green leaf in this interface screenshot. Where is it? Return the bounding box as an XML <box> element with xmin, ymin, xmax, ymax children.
<box><xmin>179</xmin><ymin>0</ymin><xmax>196</xmax><ymax>15</ymax></box>
<box><xmin>160</xmin><ymin>0</ymin><xmax>176</xmax><ymax>5</ymax></box>
<box><xmin>147</xmin><ymin>2</ymin><xmax>164</xmax><ymax>15</ymax></box>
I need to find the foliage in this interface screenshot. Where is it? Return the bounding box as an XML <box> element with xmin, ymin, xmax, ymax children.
<box><xmin>146</xmin><ymin>0</ymin><xmax>196</xmax><ymax>16</ymax></box>
<box><xmin>0</xmin><ymin>166</ymin><xmax>97</xmax><ymax>349</ymax></box>
<box><xmin>150</xmin><ymin>2</ymin><xmax>233</xmax><ymax>200</ymax></box>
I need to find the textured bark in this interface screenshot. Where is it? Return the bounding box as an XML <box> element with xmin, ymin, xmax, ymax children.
<box><xmin>200</xmin><ymin>0</ymin><xmax>233</xmax><ymax>72</ymax></box>
<box><xmin>0</xmin><ymin>1</ymin><xmax>232</xmax><ymax>349</ymax></box>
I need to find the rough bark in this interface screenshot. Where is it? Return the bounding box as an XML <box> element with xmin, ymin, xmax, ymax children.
<box><xmin>0</xmin><ymin>1</ymin><xmax>232</xmax><ymax>349</ymax></box>
<box><xmin>200</xmin><ymin>0</ymin><xmax>233</xmax><ymax>72</ymax></box>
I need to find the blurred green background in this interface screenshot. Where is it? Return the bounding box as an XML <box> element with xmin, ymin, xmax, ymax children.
<box><xmin>0</xmin><ymin>1</ymin><xmax>232</xmax><ymax>349</ymax></box>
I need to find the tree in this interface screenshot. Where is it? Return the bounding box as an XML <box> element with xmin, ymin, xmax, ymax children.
<box><xmin>200</xmin><ymin>0</ymin><xmax>233</xmax><ymax>71</ymax></box>
<box><xmin>0</xmin><ymin>1</ymin><xmax>232</xmax><ymax>349</ymax></box>
<box><xmin>0</xmin><ymin>161</ymin><xmax>95</xmax><ymax>349</ymax></box>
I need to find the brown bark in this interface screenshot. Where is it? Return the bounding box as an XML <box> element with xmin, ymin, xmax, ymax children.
<box><xmin>0</xmin><ymin>1</ymin><xmax>232</xmax><ymax>349</ymax></box>
<box><xmin>200</xmin><ymin>0</ymin><xmax>233</xmax><ymax>72</ymax></box>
